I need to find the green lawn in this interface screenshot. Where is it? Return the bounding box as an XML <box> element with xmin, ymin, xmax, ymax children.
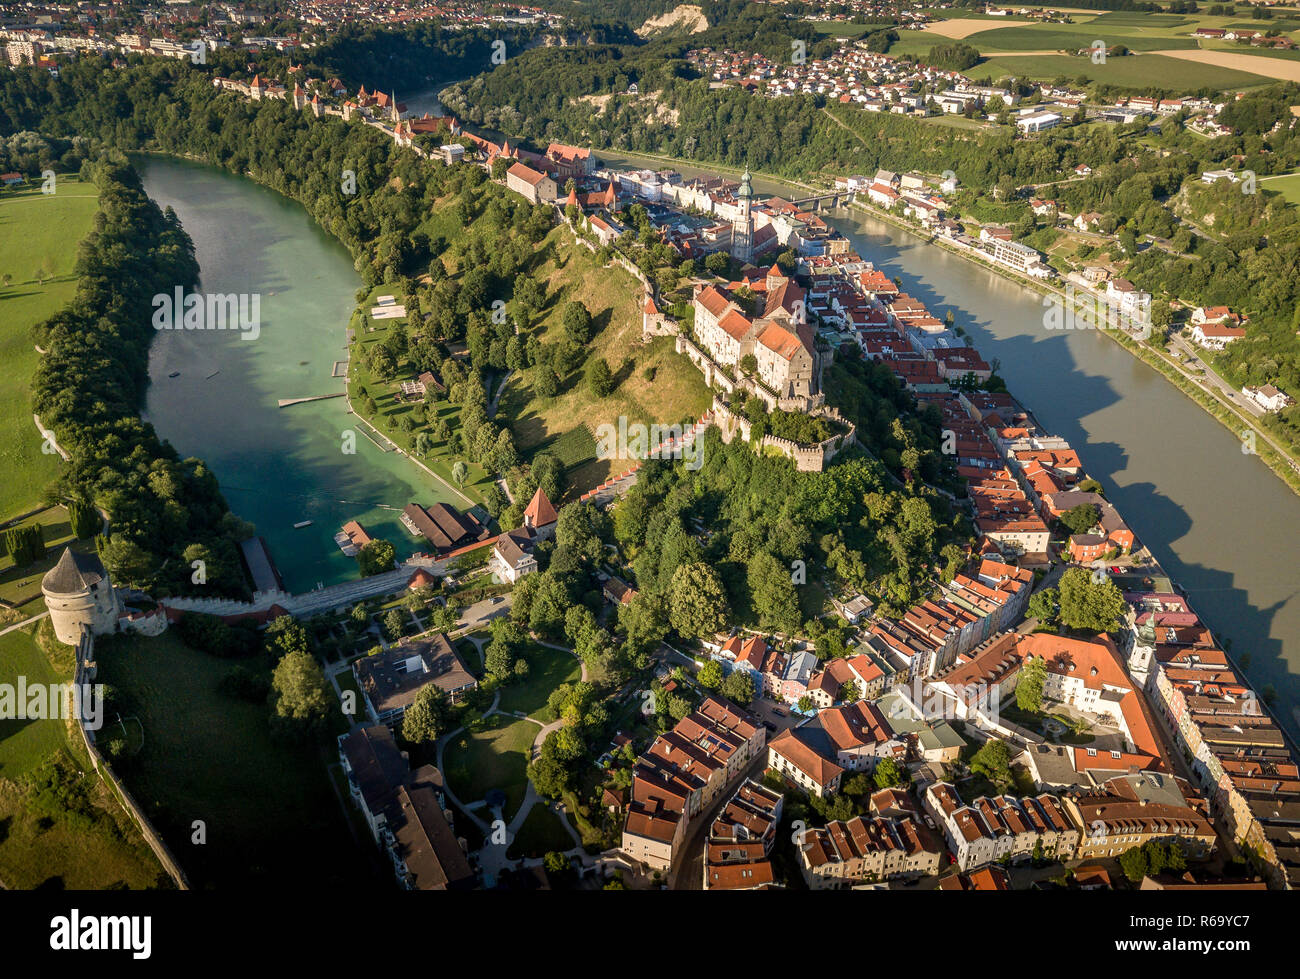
<box><xmin>0</xmin><ymin>178</ymin><xmax>99</xmax><ymax>518</ymax></box>
<box><xmin>1262</xmin><ymin>173</ymin><xmax>1300</xmax><ymax>207</ymax></box>
<box><xmin>443</xmin><ymin>713</ymin><xmax>538</xmax><ymax>819</ymax></box>
<box><xmin>0</xmin><ymin>505</ymin><xmax>87</xmax><ymax>619</ymax></box>
<box><xmin>0</xmin><ymin>626</ymin><xmax>66</xmax><ymax>778</ymax></box>
<box><xmin>496</xmin><ymin>642</ymin><xmax>583</xmax><ymax>720</ymax></box>
<box><xmin>0</xmin><ymin>619</ymin><xmax>167</xmax><ymax>889</ymax></box>
<box><xmin>506</xmin><ymin>802</ymin><xmax>573</xmax><ymax>859</ymax></box>
<box><xmin>94</xmin><ymin>630</ymin><xmax>378</xmax><ymax>889</ymax></box>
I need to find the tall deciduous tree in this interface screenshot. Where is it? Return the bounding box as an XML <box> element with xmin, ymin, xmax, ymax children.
<box><xmin>668</xmin><ymin>562</ymin><xmax>729</xmax><ymax>639</ymax></box>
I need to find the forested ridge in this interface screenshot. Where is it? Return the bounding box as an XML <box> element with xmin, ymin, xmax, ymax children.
<box><xmin>27</xmin><ymin>156</ymin><xmax>251</xmax><ymax>597</ymax></box>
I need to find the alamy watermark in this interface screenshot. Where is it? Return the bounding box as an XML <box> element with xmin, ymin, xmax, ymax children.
<box><xmin>595</xmin><ymin>416</ymin><xmax>702</xmax><ymax>470</ymax></box>
<box><xmin>1</xmin><ymin>678</ymin><xmax>104</xmax><ymax>730</ymax></box>
<box><xmin>1042</xmin><ymin>285</ymin><xmax>1150</xmax><ymax>340</ymax></box>
<box><xmin>152</xmin><ymin>287</ymin><xmax>261</xmax><ymax>340</ymax></box>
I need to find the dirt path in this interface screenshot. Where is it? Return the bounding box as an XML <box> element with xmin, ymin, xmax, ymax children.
<box><xmin>1150</xmin><ymin>48</ymin><xmax>1300</xmax><ymax>83</ymax></box>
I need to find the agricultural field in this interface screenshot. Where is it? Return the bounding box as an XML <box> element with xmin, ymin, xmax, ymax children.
<box><xmin>0</xmin><ymin>177</ymin><xmax>99</xmax><ymax>518</ymax></box>
<box><xmin>965</xmin><ymin>51</ymin><xmax>1272</xmax><ymax>89</ymax></box>
<box><xmin>912</xmin><ymin>9</ymin><xmax>1300</xmax><ymax>89</ymax></box>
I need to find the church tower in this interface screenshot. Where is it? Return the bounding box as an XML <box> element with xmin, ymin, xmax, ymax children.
<box><xmin>733</xmin><ymin>168</ymin><xmax>754</xmax><ymax>264</ymax></box>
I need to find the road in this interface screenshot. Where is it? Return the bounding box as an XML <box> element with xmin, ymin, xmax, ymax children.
<box><xmin>670</xmin><ymin>752</ymin><xmax>769</xmax><ymax>891</ymax></box>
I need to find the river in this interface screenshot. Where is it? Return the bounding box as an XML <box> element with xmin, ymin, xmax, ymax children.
<box><xmin>598</xmin><ymin>149</ymin><xmax>1300</xmax><ymax>738</ymax></box>
<box><xmin>831</xmin><ymin>204</ymin><xmax>1300</xmax><ymax>740</ymax></box>
<box><xmin>137</xmin><ymin>155</ymin><xmax>459</xmax><ymax>593</ymax></box>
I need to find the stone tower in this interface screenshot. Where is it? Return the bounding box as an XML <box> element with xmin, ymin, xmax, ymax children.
<box><xmin>733</xmin><ymin>168</ymin><xmax>754</xmax><ymax>264</ymax></box>
<box><xmin>42</xmin><ymin>547</ymin><xmax>122</xmax><ymax>645</ymax></box>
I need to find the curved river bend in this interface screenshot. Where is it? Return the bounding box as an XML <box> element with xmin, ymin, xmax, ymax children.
<box><xmin>137</xmin><ymin>147</ymin><xmax>1300</xmax><ymax>738</ymax></box>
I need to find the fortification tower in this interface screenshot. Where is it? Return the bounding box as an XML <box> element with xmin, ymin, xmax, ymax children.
<box><xmin>41</xmin><ymin>547</ymin><xmax>122</xmax><ymax>645</ymax></box>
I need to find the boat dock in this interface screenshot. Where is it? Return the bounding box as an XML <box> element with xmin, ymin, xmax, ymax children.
<box><xmin>278</xmin><ymin>392</ymin><xmax>347</xmax><ymax>408</ymax></box>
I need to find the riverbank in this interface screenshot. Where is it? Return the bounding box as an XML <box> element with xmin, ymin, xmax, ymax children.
<box><xmin>839</xmin><ymin>197</ymin><xmax>1300</xmax><ymax>500</ymax></box>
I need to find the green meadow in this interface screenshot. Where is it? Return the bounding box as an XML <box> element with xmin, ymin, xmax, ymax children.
<box><xmin>0</xmin><ymin>178</ymin><xmax>99</xmax><ymax>519</ymax></box>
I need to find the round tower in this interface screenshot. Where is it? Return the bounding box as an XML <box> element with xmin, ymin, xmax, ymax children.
<box><xmin>41</xmin><ymin>547</ymin><xmax>121</xmax><ymax>645</ymax></box>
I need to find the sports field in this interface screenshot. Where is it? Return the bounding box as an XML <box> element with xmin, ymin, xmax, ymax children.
<box><xmin>0</xmin><ymin>177</ymin><xmax>99</xmax><ymax>518</ymax></box>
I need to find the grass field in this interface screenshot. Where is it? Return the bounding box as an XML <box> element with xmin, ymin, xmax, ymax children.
<box><xmin>506</xmin><ymin>802</ymin><xmax>573</xmax><ymax>859</ymax></box>
<box><xmin>496</xmin><ymin>642</ymin><xmax>584</xmax><ymax>721</ymax></box>
<box><xmin>94</xmin><ymin>630</ymin><xmax>378</xmax><ymax>889</ymax></box>
<box><xmin>909</xmin><ymin>11</ymin><xmax>1299</xmax><ymax>89</ymax></box>
<box><xmin>0</xmin><ymin>627</ymin><xmax>66</xmax><ymax>779</ymax></box>
<box><xmin>965</xmin><ymin>51</ymin><xmax>1272</xmax><ymax>89</ymax></box>
<box><xmin>962</xmin><ymin>25</ymin><xmax>1200</xmax><ymax>52</ymax></box>
<box><xmin>0</xmin><ymin>505</ymin><xmax>89</xmax><ymax>620</ymax></box>
<box><xmin>1262</xmin><ymin>172</ymin><xmax>1300</xmax><ymax>206</ymax></box>
<box><xmin>443</xmin><ymin>713</ymin><xmax>538</xmax><ymax>820</ymax></box>
<box><xmin>0</xmin><ymin>619</ymin><xmax>167</xmax><ymax>889</ymax></box>
<box><xmin>497</xmin><ymin>229</ymin><xmax>711</xmax><ymax>499</ymax></box>
<box><xmin>0</xmin><ymin>178</ymin><xmax>99</xmax><ymax>519</ymax></box>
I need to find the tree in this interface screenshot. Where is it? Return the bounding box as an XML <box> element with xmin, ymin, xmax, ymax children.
<box><xmin>561</xmin><ymin>301</ymin><xmax>593</xmax><ymax>345</ymax></box>
<box><xmin>401</xmin><ymin>685</ymin><xmax>449</xmax><ymax>745</ymax></box>
<box><xmin>1016</xmin><ymin>655</ymin><xmax>1047</xmax><ymax>712</ymax></box>
<box><xmin>451</xmin><ymin>460</ymin><xmax>468</xmax><ymax>487</ymax></box>
<box><xmin>747</xmin><ymin>551</ymin><xmax>801</xmax><ymax>634</ymax></box>
<box><xmin>586</xmin><ymin>357</ymin><xmax>614</xmax><ymax>397</ymax></box>
<box><xmin>1027</xmin><ymin>587</ymin><xmax>1059</xmax><ymax>627</ymax></box>
<box><xmin>383</xmin><ymin>608</ymin><xmax>405</xmax><ymax>640</ymax></box>
<box><xmin>357</xmin><ymin>538</ymin><xmax>396</xmax><ymax>577</ymax></box>
<box><xmin>705</xmin><ymin>251</ymin><xmax>731</xmax><ymax>277</ymax></box>
<box><xmin>720</xmin><ymin>669</ymin><xmax>754</xmax><ymax>707</ymax></box>
<box><xmin>970</xmin><ymin>738</ymin><xmax>1015</xmax><ymax>791</ymax></box>
<box><xmin>1059</xmin><ymin>503</ymin><xmax>1101</xmax><ymax>536</ymax></box>
<box><xmin>698</xmin><ymin>660</ymin><xmax>724</xmax><ymax>690</ymax></box>
<box><xmin>269</xmin><ymin>650</ymin><xmax>332</xmax><ymax>741</ymax></box>
<box><xmin>67</xmin><ymin>500</ymin><xmax>101</xmax><ymax>538</ymax></box>
<box><xmin>1058</xmin><ymin>567</ymin><xmax>1128</xmax><ymax>633</ymax></box>
<box><xmin>873</xmin><ymin>757</ymin><xmax>909</xmax><ymax>789</ymax></box>
<box><xmin>667</xmin><ymin>562</ymin><xmax>729</xmax><ymax>639</ymax></box>
<box><xmin>485</xmin><ymin>640</ymin><xmax>515</xmax><ymax>679</ymax></box>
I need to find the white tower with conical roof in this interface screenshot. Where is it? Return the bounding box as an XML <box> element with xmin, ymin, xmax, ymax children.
<box><xmin>42</xmin><ymin>547</ymin><xmax>122</xmax><ymax>645</ymax></box>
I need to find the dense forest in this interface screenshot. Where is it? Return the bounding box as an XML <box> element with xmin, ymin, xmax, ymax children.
<box><xmin>28</xmin><ymin>157</ymin><xmax>251</xmax><ymax>596</ymax></box>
